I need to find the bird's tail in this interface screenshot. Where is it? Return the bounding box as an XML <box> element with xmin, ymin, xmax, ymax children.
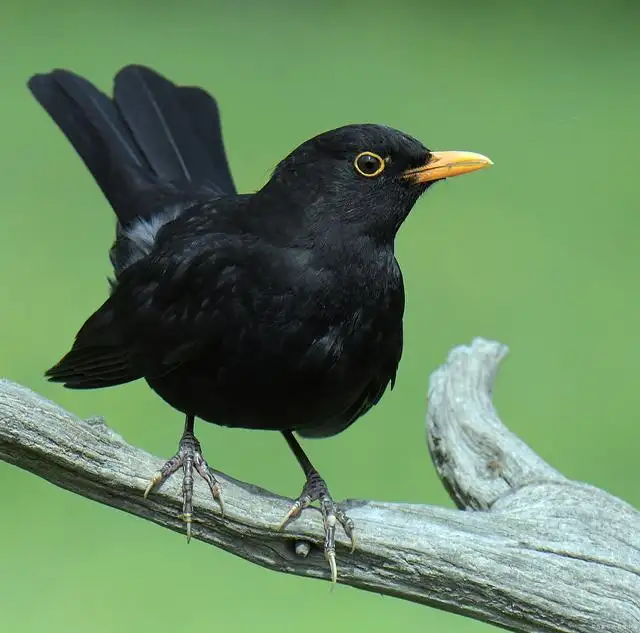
<box><xmin>27</xmin><ymin>64</ymin><xmax>236</xmax><ymax>229</ymax></box>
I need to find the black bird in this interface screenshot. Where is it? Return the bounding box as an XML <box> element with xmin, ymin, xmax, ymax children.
<box><xmin>28</xmin><ymin>65</ymin><xmax>491</xmax><ymax>581</ymax></box>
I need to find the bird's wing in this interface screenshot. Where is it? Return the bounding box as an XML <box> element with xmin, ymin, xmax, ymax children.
<box><xmin>44</xmin><ymin>252</ymin><xmax>231</xmax><ymax>388</ymax></box>
<box><xmin>116</xmin><ymin>226</ymin><xmax>258</xmax><ymax>375</ymax></box>
<box><xmin>45</xmin><ymin>298</ymin><xmax>141</xmax><ymax>389</ymax></box>
<box><xmin>46</xmin><ymin>216</ymin><xmax>241</xmax><ymax>388</ymax></box>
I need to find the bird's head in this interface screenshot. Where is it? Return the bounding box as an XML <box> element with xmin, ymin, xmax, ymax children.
<box><xmin>261</xmin><ymin>124</ymin><xmax>492</xmax><ymax>243</ymax></box>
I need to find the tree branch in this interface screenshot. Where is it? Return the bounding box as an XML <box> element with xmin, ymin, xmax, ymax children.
<box><xmin>1</xmin><ymin>338</ymin><xmax>638</xmax><ymax>633</ymax></box>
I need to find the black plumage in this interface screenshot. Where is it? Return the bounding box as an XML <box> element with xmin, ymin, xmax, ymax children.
<box><xmin>28</xmin><ymin>65</ymin><xmax>491</xmax><ymax>581</ymax></box>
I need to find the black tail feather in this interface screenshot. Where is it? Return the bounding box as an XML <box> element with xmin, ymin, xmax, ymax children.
<box><xmin>28</xmin><ymin>65</ymin><xmax>236</xmax><ymax>227</ymax></box>
<box><xmin>112</xmin><ymin>66</ymin><xmax>235</xmax><ymax>196</ymax></box>
<box><xmin>28</xmin><ymin>70</ymin><xmax>151</xmax><ymax>225</ymax></box>
<box><xmin>176</xmin><ymin>85</ymin><xmax>236</xmax><ymax>196</ymax></box>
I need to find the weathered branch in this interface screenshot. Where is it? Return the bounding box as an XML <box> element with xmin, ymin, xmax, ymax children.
<box><xmin>0</xmin><ymin>338</ymin><xmax>638</xmax><ymax>633</ymax></box>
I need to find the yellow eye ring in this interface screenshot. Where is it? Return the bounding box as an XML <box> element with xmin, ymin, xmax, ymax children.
<box><xmin>354</xmin><ymin>151</ymin><xmax>385</xmax><ymax>178</ymax></box>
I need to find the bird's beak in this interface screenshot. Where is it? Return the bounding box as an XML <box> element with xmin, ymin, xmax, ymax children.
<box><xmin>402</xmin><ymin>150</ymin><xmax>493</xmax><ymax>184</ymax></box>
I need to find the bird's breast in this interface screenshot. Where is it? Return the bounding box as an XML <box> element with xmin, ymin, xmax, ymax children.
<box><xmin>282</xmin><ymin>248</ymin><xmax>403</xmax><ymax>368</ymax></box>
<box><xmin>138</xmin><ymin>240</ymin><xmax>405</xmax><ymax>431</ymax></box>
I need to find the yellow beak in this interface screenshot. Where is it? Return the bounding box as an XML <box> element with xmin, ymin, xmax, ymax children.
<box><xmin>402</xmin><ymin>150</ymin><xmax>493</xmax><ymax>184</ymax></box>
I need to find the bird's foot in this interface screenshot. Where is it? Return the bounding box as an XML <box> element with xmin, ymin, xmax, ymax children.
<box><xmin>280</xmin><ymin>469</ymin><xmax>355</xmax><ymax>584</ymax></box>
<box><xmin>144</xmin><ymin>430</ymin><xmax>224</xmax><ymax>541</ymax></box>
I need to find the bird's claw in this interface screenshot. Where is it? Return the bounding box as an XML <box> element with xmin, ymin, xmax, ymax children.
<box><xmin>280</xmin><ymin>469</ymin><xmax>355</xmax><ymax>584</ymax></box>
<box><xmin>327</xmin><ymin>550</ymin><xmax>337</xmax><ymax>586</ymax></box>
<box><xmin>144</xmin><ymin>472</ymin><xmax>163</xmax><ymax>499</ymax></box>
<box><xmin>143</xmin><ymin>431</ymin><xmax>223</xmax><ymax>539</ymax></box>
<box><xmin>279</xmin><ymin>495</ymin><xmax>310</xmax><ymax>529</ymax></box>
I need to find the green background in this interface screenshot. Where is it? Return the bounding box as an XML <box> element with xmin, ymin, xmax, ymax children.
<box><xmin>1</xmin><ymin>1</ymin><xmax>638</xmax><ymax>631</ymax></box>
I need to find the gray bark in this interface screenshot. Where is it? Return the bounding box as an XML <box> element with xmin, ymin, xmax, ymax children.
<box><xmin>0</xmin><ymin>338</ymin><xmax>638</xmax><ymax>632</ymax></box>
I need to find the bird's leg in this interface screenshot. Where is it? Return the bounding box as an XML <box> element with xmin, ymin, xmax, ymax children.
<box><xmin>144</xmin><ymin>413</ymin><xmax>223</xmax><ymax>541</ymax></box>
<box><xmin>279</xmin><ymin>431</ymin><xmax>355</xmax><ymax>583</ymax></box>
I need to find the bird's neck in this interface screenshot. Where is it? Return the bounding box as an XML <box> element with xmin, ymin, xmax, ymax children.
<box><xmin>252</xmin><ymin>179</ymin><xmax>400</xmax><ymax>250</ymax></box>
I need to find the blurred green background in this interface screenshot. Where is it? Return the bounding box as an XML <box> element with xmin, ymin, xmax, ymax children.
<box><xmin>1</xmin><ymin>1</ymin><xmax>639</xmax><ymax>631</ymax></box>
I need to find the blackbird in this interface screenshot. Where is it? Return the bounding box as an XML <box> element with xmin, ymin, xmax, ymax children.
<box><xmin>28</xmin><ymin>65</ymin><xmax>491</xmax><ymax>581</ymax></box>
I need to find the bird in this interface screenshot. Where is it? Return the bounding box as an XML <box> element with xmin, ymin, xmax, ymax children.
<box><xmin>27</xmin><ymin>65</ymin><xmax>492</xmax><ymax>582</ymax></box>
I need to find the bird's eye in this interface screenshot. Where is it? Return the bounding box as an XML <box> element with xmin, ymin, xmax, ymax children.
<box><xmin>354</xmin><ymin>152</ymin><xmax>385</xmax><ymax>178</ymax></box>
